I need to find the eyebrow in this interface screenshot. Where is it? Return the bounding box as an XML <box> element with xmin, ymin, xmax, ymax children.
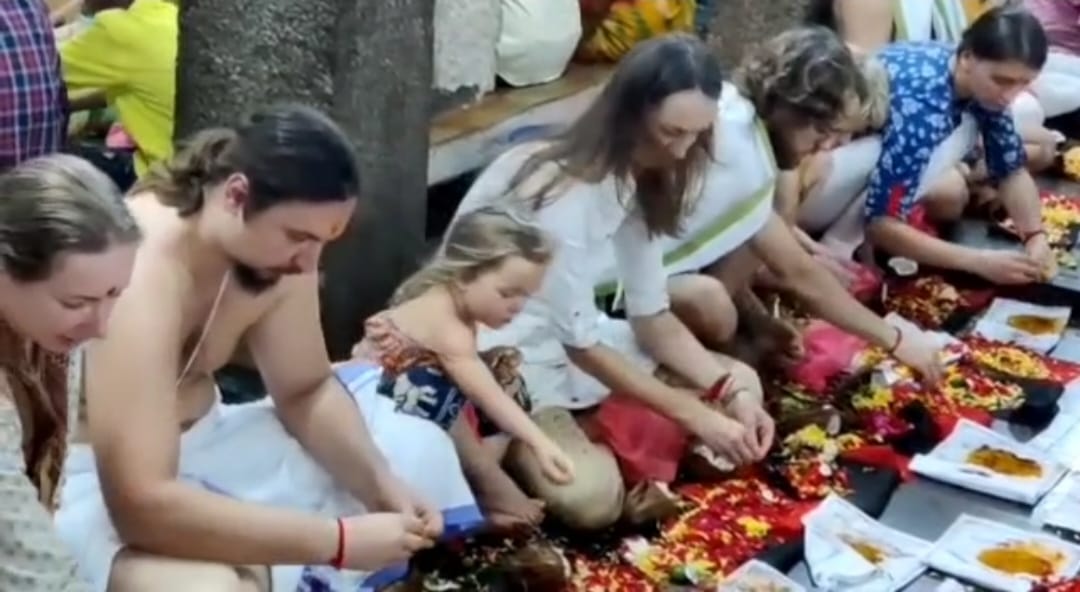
<box><xmin>66</xmin><ymin>287</ymin><xmax>121</xmax><ymax>302</ymax></box>
<box><xmin>285</xmin><ymin>227</ymin><xmax>326</xmax><ymax>242</ymax></box>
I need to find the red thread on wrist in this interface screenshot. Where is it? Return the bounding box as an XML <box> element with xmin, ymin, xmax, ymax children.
<box><xmin>704</xmin><ymin>375</ymin><xmax>733</xmax><ymax>406</ymax></box>
<box><xmin>887</xmin><ymin>326</ymin><xmax>903</xmax><ymax>355</ymax></box>
<box><xmin>1022</xmin><ymin>229</ymin><xmax>1046</xmax><ymax>245</ymax></box>
<box><xmin>330</xmin><ymin>518</ymin><xmax>345</xmax><ymax>569</ymax></box>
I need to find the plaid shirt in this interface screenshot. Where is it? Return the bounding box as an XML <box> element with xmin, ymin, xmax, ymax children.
<box><xmin>0</xmin><ymin>0</ymin><xmax>66</xmax><ymax>172</ymax></box>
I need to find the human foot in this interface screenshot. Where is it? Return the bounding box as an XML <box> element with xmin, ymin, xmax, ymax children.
<box><xmin>472</xmin><ymin>467</ymin><xmax>545</xmax><ymax>529</ymax></box>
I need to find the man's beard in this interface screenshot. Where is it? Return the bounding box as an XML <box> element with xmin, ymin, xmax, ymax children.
<box><xmin>232</xmin><ymin>262</ymin><xmax>281</xmax><ymax>294</ymax></box>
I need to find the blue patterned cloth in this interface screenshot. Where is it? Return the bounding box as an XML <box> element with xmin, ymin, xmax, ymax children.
<box><xmin>864</xmin><ymin>42</ymin><xmax>1026</xmax><ymax>222</ymax></box>
<box><xmin>376</xmin><ymin>365</ymin><xmax>466</xmax><ymax>431</ymax></box>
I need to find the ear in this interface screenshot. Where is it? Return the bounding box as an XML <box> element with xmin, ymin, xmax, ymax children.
<box><xmin>222</xmin><ymin>173</ymin><xmax>250</xmax><ymax>215</ymax></box>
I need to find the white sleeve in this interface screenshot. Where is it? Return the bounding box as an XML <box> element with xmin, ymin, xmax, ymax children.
<box><xmin>454</xmin><ymin>143</ymin><xmax>541</xmax><ymax>216</ymax></box>
<box><xmin>612</xmin><ymin>212</ymin><xmax>670</xmax><ymax>318</ymax></box>
<box><xmin>533</xmin><ymin>198</ymin><xmax>605</xmax><ymax>349</ymax></box>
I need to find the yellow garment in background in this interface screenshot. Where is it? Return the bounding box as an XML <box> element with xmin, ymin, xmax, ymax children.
<box><xmin>578</xmin><ymin>0</ymin><xmax>696</xmax><ymax>62</ymax></box>
<box><xmin>60</xmin><ymin>0</ymin><xmax>177</xmax><ymax>177</ymax></box>
<box><xmin>960</xmin><ymin>0</ymin><xmax>995</xmax><ymax>23</ymax></box>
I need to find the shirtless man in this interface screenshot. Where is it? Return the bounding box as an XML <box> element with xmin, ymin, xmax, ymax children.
<box><xmin>56</xmin><ymin>106</ymin><xmax>475</xmax><ymax>592</ymax></box>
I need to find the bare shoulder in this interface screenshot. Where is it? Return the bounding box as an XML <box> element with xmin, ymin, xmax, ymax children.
<box><xmin>425</xmin><ymin>316</ymin><xmax>477</xmax><ymax>359</ymax></box>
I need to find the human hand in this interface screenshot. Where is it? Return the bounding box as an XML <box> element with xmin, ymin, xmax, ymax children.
<box><xmin>759</xmin><ymin>316</ymin><xmax>805</xmax><ymax>366</ymax></box>
<box><xmin>724</xmin><ymin>391</ymin><xmax>775</xmax><ymax>459</ymax></box>
<box><xmin>813</xmin><ymin>251</ymin><xmax>859</xmax><ymax>289</ymax></box>
<box><xmin>1024</xmin><ymin>233</ymin><xmax>1057</xmax><ymax>281</ymax></box>
<box><xmin>339</xmin><ymin>512</ymin><xmax>433</xmax><ymax>571</ymax></box>
<box><xmin>891</xmin><ymin>326</ymin><xmax>945</xmax><ymax>386</ymax></box>
<box><xmin>372</xmin><ymin>472</ymin><xmax>443</xmax><ymax>540</ymax></box>
<box><xmin>530</xmin><ymin>438</ymin><xmax>575</xmax><ymax>485</ymax></box>
<box><xmin>686</xmin><ymin>406</ymin><xmax>758</xmax><ymax>466</ymax></box>
<box><xmin>972</xmin><ymin>249</ymin><xmax>1043</xmax><ymax>285</ymax></box>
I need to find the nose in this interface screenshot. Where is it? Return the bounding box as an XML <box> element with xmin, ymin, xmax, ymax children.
<box><xmin>295</xmin><ymin>243</ymin><xmax>322</xmax><ymax>273</ymax></box>
<box><xmin>81</xmin><ymin>300</ymin><xmax>115</xmax><ymax>341</ymax></box>
<box><xmin>669</xmin><ymin>134</ymin><xmax>696</xmax><ymax>159</ymax></box>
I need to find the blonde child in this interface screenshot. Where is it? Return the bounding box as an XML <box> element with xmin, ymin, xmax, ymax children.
<box><xmin>351</xmin><ymin>206</ymin><xmax>574</xmax><ymax>529</ymax></box>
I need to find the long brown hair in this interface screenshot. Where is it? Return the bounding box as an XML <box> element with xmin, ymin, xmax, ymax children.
<box><xmin>507</xmin><ymin>34</ymin><xmax>724</xmax><ymax>238</ymax></box>
<box><xmin>0</xmin><ymin>154</ymin><xmax>140</xmax><ymax>282</ymax></box>
<box><xmin>0</xmin><ymin>154</ymin><xmax>140</xmax><ymax>509</ymax></box>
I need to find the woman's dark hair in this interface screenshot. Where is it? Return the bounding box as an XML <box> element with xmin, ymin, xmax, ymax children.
<box><xmin>959</xmin><ymin>6</ymin><xmax>1048</xmax><ymax>70</ymax></box>
<box><xmin>804</xmin><ymin>0</ymin><xmax>838</xmax><ymax>31</ymax></box>
<box><xmin>507</xmin><ymin>33</ymin><xmax>725</xmax><ymax>238</ymax></box>
<box><xmin>0</xmin><ymin>154</ymin><xmax>141</xmax><ymax>282</ymax></box>
<box><xmin>136</xmin><ymin>104</ymin><xmax>361</xmax><ymax>217</ymax></box>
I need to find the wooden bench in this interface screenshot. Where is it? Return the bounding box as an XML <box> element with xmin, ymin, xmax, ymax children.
<box><xmin>427</xmin><ymin>64</ymin><xmax>613</xmax><ymax>186</ymax></box>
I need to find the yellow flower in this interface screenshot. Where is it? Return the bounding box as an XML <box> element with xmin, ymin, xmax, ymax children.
<box><xmin>853</xmin><ymin>386</ymin><xmax>894</xmax><ymax>411</ymax></box>
<box><xmin>784</xmin><ymin>424</ymin><xmax>829</xmax><ymax>449</ymax></box>
<box><xmin>737</xmin><ymin>516</ymin><xmax>772</xmax><ymax>539</ymax></box>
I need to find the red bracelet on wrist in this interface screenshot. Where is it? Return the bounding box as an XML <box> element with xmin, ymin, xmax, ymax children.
<box><xmin>887</xmin><ymin>326</ymin><xmax>903</xmax><ymax>355</ymax></box>
<box><xmin>703</xmin><ymin>375</ymin><xmax>733</xmax><ymax>406</ymax></box>
<box><xmin>1022</xmin><ymin>229</ymin><xmax>1046</xmax><ymax>245</ymax></box>
<box><xmin>330</xmin><ymin>518</ymin><xmax>345</xmax><ymax>570</ymax></box>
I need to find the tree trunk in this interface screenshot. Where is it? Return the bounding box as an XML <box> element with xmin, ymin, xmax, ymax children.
<box><xmin>707</xmin><ymin>0</ymin><xmax>809</xmax><ymax>70</ymax></box>
<box><xmin>319</xmin><ymin>0</ymin><xmax>434</xmax><ymax>359</ymax></box>
<box><xmin>175</xmin><ymin>0</ymin><xmax>434</xmax><ymax>360</ymax></box>
<box><xmin>175</xmin><ymin>0</ymin><xmax>337</xmax><ymax>136</ymax></box>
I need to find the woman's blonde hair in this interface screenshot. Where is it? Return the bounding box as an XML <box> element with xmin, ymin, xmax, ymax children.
<box><xmin>390</xmin><ymin>206</ymin><xmax>553</xmax><ymax>306</ymax></box>
<box><xmin>0</xmin><ymin>154</ymin><xmax>140</xmax><ymax>282</ymax></box>
<box><xmin>854</xmin><ymin>53</ymin><xmax>890</xmax><ymax>132</ymax></box>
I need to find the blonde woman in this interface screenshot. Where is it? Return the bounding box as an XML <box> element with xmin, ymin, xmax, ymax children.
<box><xmin>0</xmin><ymin>154</ymin><xmax>140</xmax><ymax>591</ymax></box>
<box><xmin>348</xmin><ymin>207</ymin><xmax>573</xmax><ymax>529</ymax></box>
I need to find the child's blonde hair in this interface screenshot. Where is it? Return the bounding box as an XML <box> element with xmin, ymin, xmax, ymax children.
<box><xmin>391</xmin><ymin>206</ymin><xmax>554</xmax><ymax>306</ymax></box>
<box><xmin>854</xmin><ymin>53</ymin><xmax>890</xmax><ymax>132</ymax></box>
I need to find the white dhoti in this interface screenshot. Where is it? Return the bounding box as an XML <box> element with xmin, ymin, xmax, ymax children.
<box><xmin>1031</xmin><ymin>52</ymin><xmax>1080</xmax><ymax>120</ymax></box>
<box><xmin>798</xmin><ymin>135</ymin><xmax>883</xmax><ymax>235</ymax></box>
<box><xmin>914</xmin><ymin>113</ymin><xmax>979</xmax><ymax>198</ymax></box>
<box><xmin>54</xmin><ymin>364</ymin><xmax>476</xmax><ymax>592</ymax></box>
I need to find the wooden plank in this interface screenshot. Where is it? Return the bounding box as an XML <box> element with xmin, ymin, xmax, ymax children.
<box><xmin>427</xmin><ymin>64</ymin><xmax>612</xmax><ymax>185</ymax></box>
<box><xmin>430</xmin><ymin>64</ymin><xmax>612</xmax><ymax>146</ymax></box>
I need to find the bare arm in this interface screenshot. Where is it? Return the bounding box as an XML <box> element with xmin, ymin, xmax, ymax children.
<box><xmin>751</xmin><ymin>213</ymin><xmax>895</xmax><ymax>348</ymax></box>
<box><xmin>49</xmin><ymin>0</ymin><xmax>82</xmax><ymax>24</ymax></box>
<box><xmin>435</xmin><ymin>325</ymin><xmax>553</xmax><ymax>452</ymax></box>
<box><xmin>85</xmin><ymin>264</ymin><xmax>336</xmax><ymax>566</ymax></box>
<box><xmin>775</xmin><ymin>169</ymin><xmax>826</xmax><ymax>254</ymax></box>
<box><xmin>67</xmin><ymin>88</ymin><xmax>107</xmax><ymax>112</ymax></box>
<box><xmin>247</xmin><ymin>274</ymin><xmax>392</xmax><ymax>506</ymax></box>
<box><xmin>996</xmin><ymin>168</ymin><xmax>1042</xmax><ymax>233</ymax></box>
<box><xmin>565</xmin><ymin>343</ymin><xmax>708</xmax><ymax>426</ymax></box>
<box><xmin>630</xmin><ymin>311</ymin><xmax>729</xmax><ymax>391</ymax></box>
<box><xmin>834</xmin><ymin>0</ymin><xmax>894</xmax><ymax>51</ymax></box>
<box><xmin>0</xmin><ymin>390</ymin><xmax>91</xmax><ymax>592</ymax></box>
<box><xmin>866</xmin><ymin>216</ymin><xmax>983</xmax><ymax>272</ymax></box>
<box><xmin>774</xmin><ymin>170</ymin><xmax>801</xmax><ymax>224</ymax></box>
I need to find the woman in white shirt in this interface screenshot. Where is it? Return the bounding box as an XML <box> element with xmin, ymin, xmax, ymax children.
<box><xmin>452</xmin><ymin>34</ymin><xmax>772</xmax><ymax>529</ymax></box>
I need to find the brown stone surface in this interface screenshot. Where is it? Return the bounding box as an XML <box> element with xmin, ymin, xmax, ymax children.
<box><xmin>176</xmin><ymin>0</ymin><xmax>435</xmax><ymax>358</ymax></box>
<box><xmin>706</xmin><ymin>0</ymin><xmax>810</xmax><ymax>70</ymax></box>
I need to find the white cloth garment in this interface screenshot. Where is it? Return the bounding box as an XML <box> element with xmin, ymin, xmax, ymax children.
<box><xmin>1030</xmin><ymin>51</ymin><xmax>1080</xmax><ymax>119</ymax></box>
<box><xmin>54</xmin><ymin>365</ymin><xmax>475</xmax><ymax>592</ymax></box>
<box><xmin>590</xmin><ymin>84</ymin><xmax>776</xmax><ymax>289</ymax></box>
<box><xmin>799</xmin><ymin>135</ymin><xmax>883</xmax><ymax>234</ymax></box>
<box><xmin>496</xmin><ymin>0</ymin><xmax>581</xmax><ymax>87</ymax></box>
<box><xmin>452</xmin><ymin>142</ymin><xmax>671</xmax><ymax>410</ymax></box>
